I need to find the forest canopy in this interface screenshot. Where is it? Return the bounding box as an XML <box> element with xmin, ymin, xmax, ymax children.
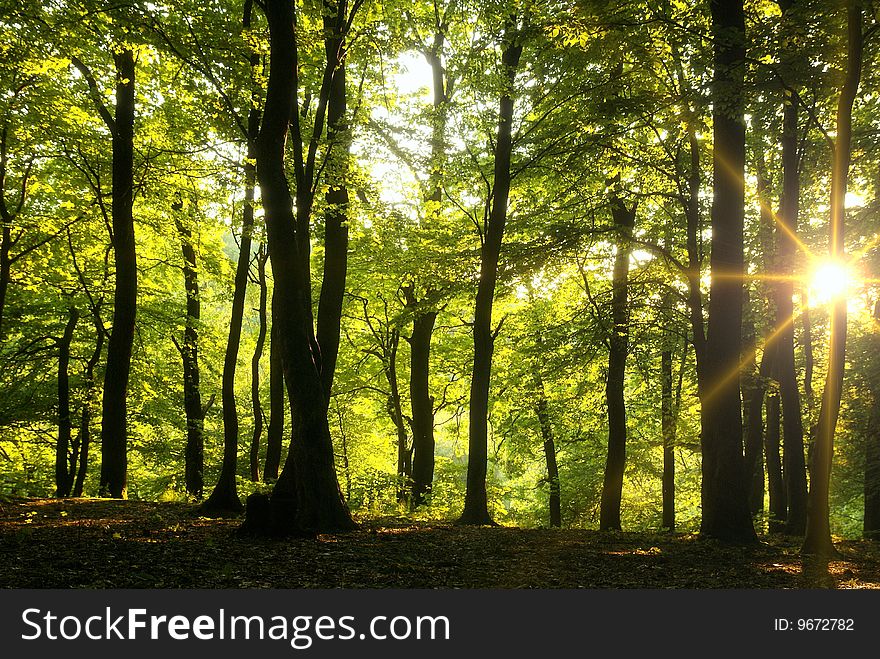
<box><xmin>1</xmin><ymin>0</ymin><xmax>879</xmax><ymax>555</ymax></box>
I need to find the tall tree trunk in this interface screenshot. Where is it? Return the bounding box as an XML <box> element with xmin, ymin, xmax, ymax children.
<box><xmin>264</xmin><ymin>291</ymin><xmax>284</xmax><ymax>481</ymax></box>
<box><xmin>252</xmin><ymin>0</ymin><xmax>354</xmax><ymax>534</ymax></box>
<box><xmin>383</xmin><ymin>330</ymin><xmax>411</xmax><ymax>504</ymax></box>
<box><xmin>175</xmin><ymin>210</ymin><xmax>205</xmax><ymax>499</ymax></box>
<box><xmin>459</xmin><ymin>22</ymin><xmax>523</xmax><ymax>526</ymax></box>
<box><xmin>700</xmin><ymin>0</ymin><xmax>756</xmax><ymax>543</ymax></box>
<box><xmin>202</xmin><ymin>0</ymin><xmax>263</xmax><ymax>514</ymax></box>
<box><xmin>600</xmin><ymin>184</ymin><xmax>635</xmax><ymax>531</ymax></box>
<box><xmin>405</xmin><ymin>286</ymin><xmax>438</xmax><ymax>506</ymax></box>
<box><xmin>55</xmin><ymin>307</ymin><xmax>79</xmax><ymax>497</ymax></box>
<box><xmin>315</xmin><ymin>2</ymin><xmax>351</xmax><ymax>402</ymax></box>
<box><xmin>864</xmin><ymin>299</ymin><xmax>880</xmax><ymax>540</ymax></box>
<box><xmin>803</xmin><ymin>0</ymin><xmax>862</xmax><ymax>556</ymax></box>
<box><xmin>99</xmin><ymin>50</ymin><xmax>136</xmax><ymax>499</ymax></box>
<box><xmin>0</xmin><ymin>225</ymin><xmax>9</xmax><ymax>338</ymax></box>
<box><xmin>772</xmin><ymin>0</ymin><xmax>808</xmax><ymax>535</ymax></box>
<box><xmin>250</xmin><ymin>245</ymin><xmax>268</xmax><ymax>482</ymax></box>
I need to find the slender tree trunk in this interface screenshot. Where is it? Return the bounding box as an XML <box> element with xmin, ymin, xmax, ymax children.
<box><xmin>459</xmin><ymin>23</ymin><xmax>522</xmax><ymax>526</ymax></box>
<box><xmin>661</xmin><ymin>348</ymin><xmax>675</xmax><ymax>530</ymax></box>
<box><xmin>804</xmin><ymin>0</ymin><xmax>862</xmax><ymax>555</ymax></box>
<box><xmin>99</xmin><ymin>50</ymin><xmax>136</xmax><ymax>499</ymax></box>
<box><xmin>250</xmin><ymin>245</ymin><xmax>268</xmax><ymax>482</ymax></box>
<box><xmin>0</xmin><ymin>225</ymin><xmax>9</xmax><ymax>337</ymax></box>
<box><xmin>202</xmin><ymin>0</ymin><xmax>264</xmax><ymax>514</ymax></box>
<box><xmin>864</xmin><ymin>299</ymin><xmax>880</xmax><ymax>539</ymax></box>
<box><xmin>600</xmin><ymin>185</ymin><xmax>635</xmax><ymax>531</ymax></box>
<box><xmin>535</xmin><ymin>377</ymin><xmax>561</xmax><ymax>528</ymax></box>
<box><xmin>264</xmin><ymin>291</ymin><xmax>284</xmax><ymax>481</ymax></box>
<box><xmin>383</xmin><ymin>330</ymin><xmax>411</xmax><ymax>504</ymax></box>
<box><xmin>55</xmin><ymin>307</ymin><xmax>79</xmax><ymax>497</ymax></box>
<box><xmin>252</xmin><ymin>0</ymin><xmax>354</xmax><ymax>534</ymax></box>
<box><xmin>73</xmin><ymin>315</ymin><xmax>104</xmax><ymax>497</ymax></box>
<box><xmin>700</xmin><ymin>0</ymin><xmax>756</xmax><ymax>543</ymax></box>
<box><xmin>765</xmin><ymin>390</ymin><xmax>786</xmax><ymax>532</ymax></box>
<box><xmin>175</xmin><ymin>211</ymin><xmax>205</xmax><ymax>499</ymax></box>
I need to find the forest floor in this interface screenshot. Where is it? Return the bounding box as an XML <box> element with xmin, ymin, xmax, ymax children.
<box><xmin>2</xmin><ymin>498</ymin><xmax>879</xmax><ymax>589</ymax></box>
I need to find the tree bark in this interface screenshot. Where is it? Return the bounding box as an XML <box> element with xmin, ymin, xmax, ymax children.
<box><xmin>765</xmin><ymin>390</ymin><xmax>786</xmax><ymax>532</ymax></box>
<box><xmin>600</xmin><ymin>184</ymin><xmax>635</xmax><ymax>531</ymax></box>
<box><xmin>459</xmin><ymin>22</ymin><xmax>522</xmax><ymax>526</ymax></box>
<box><xmin>700</xmin><ymin>0</ymin><xmax>756</xmax><ymax>543</ymax></box>
<box><xmin>73</xmin><ymin>314</ymin><xmax>104</xmax><ymax>497</ymax></box>
<box><xmin>175</xmin><ymin>210</ymin><xmax>205</xmax><ymax>499</ymax></box>
<box><xmin>99</xmin><ymin>50</ymin><xmax>136</xmax><ymax>499</ymax></box>
<box><xmin>250</xmin><ymin>245</ymin><xmax>268</xmax><ymax>482</ymax></box>
<box><xmin>803</xmin><ymin>0</ymin><xmax>862</xmax><ymax>556</ymax></box>
<box><xmin>55</xmin><ymin>307</ymin><xmax>79</xmax><ymax>497</ymax></box>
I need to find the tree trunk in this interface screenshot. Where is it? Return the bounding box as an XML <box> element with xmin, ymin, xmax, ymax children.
<box><xmin>405</xmin><ymin>287</ymin><xmax>438</xmax><ymax>506</ymax></box>
<box><xmin>459</xmin><ymin>23</ymin><xmax>522</xmax><ymax>526</ymax></box>
<box><xmin>264</xmin><ymin>291</ymin><xmax>284</xmax><ymax>481</ymax></box>
<box><xmin>383</xmin><ymin>330</ymin><xmax>411</xmax><ymax>504</ymax></box>
<box><xmin>73</xmin><ymin>314</ymin><xmax>104</xmax><ymax>497</ymax></box>
<box><xmin>700</xmin><ymin>0</ymin><xmax>756</xmax><ymax>543</ymax></box>
<box><xmin>174</xmin><ymin>210</ymin><xmax>205</xmax><ymax>499</ymax></box>
<box><xmin>741</xmin><ymin>289</ymin><xmax>765</xmax><ymax>515</ymax></box>
<box><xmin>600</xmin><ymin>184</ymin><xmax>635</xmax><ymax>531</ymax></box>
<box><xmin>803</xmin><ymin>0</ymin><xmax>862</xmax><ymax>556</ymax></box>
<box><xmin>55</xmin><ymin>307</ymin><xmax>79</xmax><ymax>497</ymax></box>
<box><xmin>535</xmin><ymin>378</ymin><xmax>561</xmax><ymax>528</ymax></box>
<box><xmin>250</xmin><ymin>245</ymin><xmax>268</xmax><ymax>482</ymax></box>
<box><xmin>765</xmin><ymin>391</ymin><xmax>786</xmax><ymax>533</ymax></box>
<box><xmin>865</xmin><ymin>300</ymin><xmax>880</xmax><ymax>540</ymax></box>
<box><xmin>0</xmin><ymin>225</ymin><xmax>9</xmax><ymax>338</ymax></box>
<box><xmin>99</xmin><ymin>50</ymin><xmax>136</xmax><ymax>499</ymax></box>
<box><xmin>661</xmin><ymin>348</ymin><xmax>675</xmax><ymax>530</ymax></box>
<box><xmin>249</xmin><ymin>0</ymin><xmax>354</xmax><ymax>535</ymax></box>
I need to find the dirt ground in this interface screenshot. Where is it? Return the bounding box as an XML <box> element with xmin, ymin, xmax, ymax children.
<box><xmin>2</xmin><ymin>498</ymin><xmax>878</xmax><ymax>588</ymax></box>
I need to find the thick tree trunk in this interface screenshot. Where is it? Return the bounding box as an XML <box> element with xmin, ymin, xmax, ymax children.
<box><xmin>459</xmin><ymin>24</ymin><xmax>522</xmax><ymax>526</ymax></box>
<box><xmin>804</xmin><ymin>0</ymin><xmax>862</xmax><ymax>556</ymax></box>
<box><xmin>250</xmin><ymin>245</ymin><xmax>268</xmax><ymax>482</ymax></box>
<box><xmin>535</xmin><ymin>379</ymin><xmax>561</xmax><ymax>528</ymax></box>
<box><xmin>600</xmin><ymin>186</ymin><xmax>635</xmax><ymax>531</ymax></box>
<box><xmin>99</xmin><ymin>50</ymin><xmax>136</xmax><ymax>499</ymax></box>
<box><xmin>264</xmin><ymin>292</ymin><xmax>284</xmax><ymax>481</ymax></box>
<box><xmin>405</xmin><ymin>287</ymin><xmax>438</xmax><ymax>506</ymax></box>
<box><xmin>55</xmin><ymin>307</ymin><xmax>79</xmax><ymax>497</ymax></box>
<box><xmin>174</xmin><ymin>212</ymin><xmax>205</xmax><ymax>499</ymax></box>
<box><xmin>700</xmin><ymin>0</ymin><xmax>756</xmax><ymax>543</ymax></box>
<box><xmin>249</xmin><ymin>0</ymin><xmax>354</xmax><ymax>535</ymax></box>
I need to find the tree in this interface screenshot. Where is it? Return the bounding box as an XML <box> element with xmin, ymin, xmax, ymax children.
<box><xmin>459</xmin><ymin>15</ymin><xmax>524</xmax><ymax>526</ymax></box>
<box><xmin>803</xmin><ymin>0</ymin><xmax>863</xmax><ymax>557</ymax></box>
<box><xmin>699</xmin><ymin>0</ymin><xmax>756</xmax><ymax>543</ymax></box>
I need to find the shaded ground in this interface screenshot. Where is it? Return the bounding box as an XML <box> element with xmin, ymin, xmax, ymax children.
<box><xmin>1</xmin><ymin>498</ymin><xmax>879</xmax><ymax>588</ymax></box>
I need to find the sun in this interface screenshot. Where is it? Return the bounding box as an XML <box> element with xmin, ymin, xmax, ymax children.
<box><xmin>810</xmin><ymin>260</ymin><xmax>853</xmax><ymax>305</ymax></box>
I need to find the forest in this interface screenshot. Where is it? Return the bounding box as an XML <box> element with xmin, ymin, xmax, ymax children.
<box><xmin>2</xmin><ymin>0</ymin><xmax>880</xmax><ymax>589</ymax></box>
